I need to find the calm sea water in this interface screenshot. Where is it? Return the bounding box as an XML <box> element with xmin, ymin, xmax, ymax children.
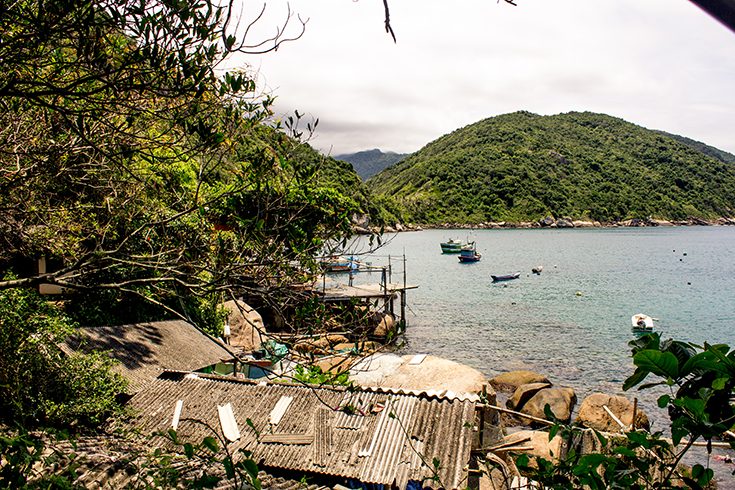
<box><xmin>344</xmin><ymin>227</ymin><xmax>735</xmax><ymax>432</ymax></box>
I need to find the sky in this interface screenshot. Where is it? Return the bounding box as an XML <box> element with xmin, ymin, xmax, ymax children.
<box><xmin>229</xmin><ymin>0</ymin><xmax>735</xmax><ymax>157</ymax></box>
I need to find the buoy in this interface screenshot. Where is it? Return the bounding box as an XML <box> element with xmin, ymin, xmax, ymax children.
<box><xmin>576</xmin><ymin>292</ymin><xmax>582</xmax><ymax>296</ymax></box>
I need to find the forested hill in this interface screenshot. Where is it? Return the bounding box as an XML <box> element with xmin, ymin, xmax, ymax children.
<box><xmin>366</xmin><ymin>111</ymin><xmax>735</xmax><ymax>225</ymax></box>
<box><xmin>654</xmin><ymin>130</ymin><xmax>735</xmax><ymax>166</ymax></box>
<box><xmin>334</xmin><ymin>149</ymin><xmax>409</xmax><ymax>180</ymax></box>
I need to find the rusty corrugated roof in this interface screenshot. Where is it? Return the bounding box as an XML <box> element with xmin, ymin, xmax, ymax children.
<box><xmin>122</xmin><ymin>374</ymin><xmax>476</xmax><ymax>490</ymax></box>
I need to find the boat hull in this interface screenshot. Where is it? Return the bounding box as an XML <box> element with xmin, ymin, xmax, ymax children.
<box><xmin>631</xmin><ymin>314</ymin><xmax>654</xmax><ymax>332</ymax></box>
<box><xmin>440</xmin><ymin>240</ymin><xmax>464</xmax><ymax>253</ymax></box>
<box><xmin>492</xmin><ymin>272</ymin><xmax>521</xmax><ymax>281</ymax></box>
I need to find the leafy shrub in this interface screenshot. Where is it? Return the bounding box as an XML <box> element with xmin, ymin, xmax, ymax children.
<box><xmin>0</xmin><ymin>281</ymin><xmax>127</xmax><ymax>427</ymax></box>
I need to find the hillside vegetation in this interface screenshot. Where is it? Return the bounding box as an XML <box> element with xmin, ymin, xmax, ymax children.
<box><xmin>366</xmin><ymin>111</ymin><xmax>735</xmax><ymax>225</ymax></box>
<box><xmin>334</xmin><ymin>148</ymin><xmax>409</xmax><ymax>180</ymax></box>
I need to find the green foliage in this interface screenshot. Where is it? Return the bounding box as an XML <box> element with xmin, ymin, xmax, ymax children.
<box><xmin>0</xmin><ymin>281</ymin><xmax>127</xmax><ymax>427</ymax></box>
<box><xmin>510</xmin><ymin>333</ymin><xmax>735</xmax><ymax>489</ymax></box>
<box><xmin>0</xmin><ymin>1</ymin><xmax>365</xmax><ymax>334</ymax></box>
<box><xmin>515</xmin><ymin>426</ymin><xmax>685</xmax><ymax>489</ymax></box>
<box><xmin>335</xmin><ymin>149</ymin><xmax>409</xmax><ymax>180</ymax></box>
<box><xmin>0</xmin><ymin>428</ymin><xmax>88</xmax><ymax>490</ymax></box>
<box><xmin>293</xmin><ymin>364</ymin><xmax>352</xmax><ymax>387</ymax></box>
<box><xmin>367</xmin><ymin>111</ymin><xmax>735</xmax><ymax>224</ymax></box>
<box><xmin>625</xmin><ymin>333</ymin><xmax>735</xmax><ymax>446</ymax></box>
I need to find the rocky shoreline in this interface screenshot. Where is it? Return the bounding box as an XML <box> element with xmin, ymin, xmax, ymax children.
<box><xmin>353</xmin><ymin>215</ymin><xmax>735</xmax><ymax>234</ymax></box>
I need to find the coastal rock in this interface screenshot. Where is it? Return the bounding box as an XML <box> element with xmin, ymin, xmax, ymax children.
<box><xmin>223</xmin><ymin>300</ymin><xmax>266</xmax><ymax>352</ymax></box>
<box><xmin>351</xmin><ymin>213</ymin><xmax>370</xmax><ymax>228</ymax></box>
<box><xmin>371</xmin><ymin>312</ymin><xmax>397</xmax><ymax>339</ymax></box>
<box><xmin>555</xmin><ymin>218</ymin><xmax>574</xmax><ymax>228</ymax></box>
<box><xmin>294</xmin><ymin>334</ymin><xmax>350</xmax><ymax>355</ymax></box>
<box><xmin>489</xmin><ymin>370</ymin><xmax>551</xmax><ymax>393</ymax></box>
<box><xmin>331</xmin><ymin>341</ymin><xmax>381</xmax><ymax>355</ymax></box>
<box><xmin>312</xmin><ymin>353</ymin><xmax>354</xmax><ymax>374</ymax></box>
<box><xmin>650</xmin><ymin>219</ymin><xmax>673</xmax><ymax>227</ymax></box>
<box><xmin>506</xmin><ymin>382</ymin><xmax>552</xmax><ymax>411</ymax></box>
<box><xmin>350</xmin><ymin>354</ymin><xmax>493</xmax><ymax>402</ymax></box>
<box><xmin>539</xmin><ymin>216</ymin><xmax>556</xmax><ymax>227</ymax></box>
<box><xmin>503</xmin><ymin>429</ymin><xmax>567</xmax><ymax>463</ymax></box>
<box><xmin>572</xmin><ymin>220</ymin><xmax>595</xmax><ymax>228</ymax></box>
<box><xmin>576</xmin><ymin>393</ymin><xmax>650</xmax><ymax>432</ymax></box>
<box><xmin>520</xmin><ymin>387</ymin><xmax>576</xmax><ymax>424</ymax></box>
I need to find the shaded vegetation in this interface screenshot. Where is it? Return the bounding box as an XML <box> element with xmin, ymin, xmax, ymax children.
<box><xmin>367</xmin><ymin>111</ymin><xmax>735</xmax><ymax>224</ymax></box>
<box><xmin>656</xmin><ymin>130</ymin><xmax>735</xmax><ymax>166</ymax></box>
<box><xmin>334</xmin><ymin>149</ymin><xmax>409</xmax><ymax>180</ymax></box>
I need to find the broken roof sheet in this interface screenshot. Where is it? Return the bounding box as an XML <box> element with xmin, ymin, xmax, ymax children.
<box><xmin>121</xmin><ymin>374</ymin><xmax>476</xmax><ymax>490</ymax></box>
<box><xmin>63</xmin><ymin>320</ymin><xmax>233</xmax><ymax>391</ymax></box>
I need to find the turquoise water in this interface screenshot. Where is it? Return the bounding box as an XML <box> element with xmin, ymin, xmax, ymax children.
<box><xmin>345</xmin><ymin>227</ymin><xmax>735</xmax><ymax>433</ymax></box>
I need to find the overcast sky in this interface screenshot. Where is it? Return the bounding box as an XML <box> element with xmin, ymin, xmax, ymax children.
<box><xmin>231</xmin><ymin>0</ymin><xmax>735</xmax><ymax>157</ymax></box>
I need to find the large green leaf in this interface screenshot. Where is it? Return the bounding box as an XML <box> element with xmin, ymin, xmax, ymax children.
<box><xmin>622</xmin><ymin>367</ymin><xmax>649</xmax><ymax>391</ymax></box>
<box><xmin>633</xmin><ymin>350</ymin><xmax>679</xmax><ymax>379</ymax></box>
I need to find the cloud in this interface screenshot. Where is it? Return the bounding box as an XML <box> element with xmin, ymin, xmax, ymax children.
<box><xmin>232</xmin><ymin>0</ymin><xmax>735</xmax><ymax>155</ymax></box>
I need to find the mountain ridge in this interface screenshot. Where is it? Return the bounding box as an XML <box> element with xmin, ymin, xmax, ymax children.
<box><xmin>365</xmin><ymin>111</ymin><xmax>735</xmax><ymax>226</ymax></box>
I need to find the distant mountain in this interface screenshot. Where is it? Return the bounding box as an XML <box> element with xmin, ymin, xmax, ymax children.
<box><xmin>655</xmin><ymin>131</ymin><xmax>735</xmax><ymax>166</ymax></box>
<box><xmin>366</xmin><ymin>111</ymin><xmax>735</xmax><ymax>225</ymax></box>
<box><xmin>334</xmin><ymin>149</ymin><xmax>409</xmax><ymax>180</ymax></box>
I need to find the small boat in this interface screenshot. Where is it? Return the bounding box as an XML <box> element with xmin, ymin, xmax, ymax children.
<box><xmin>458</xmin><ymin>242</ymin><xmax>481</xmax><ymax>262</ymax></box>
<box><xmin>322</xmin><ymin>255</ymin><xmax>359</xmax><ymax>273</ymax></box>
<box><xmin>492</xmin><ymin>271</ymin><xmax>521</xmax><ymax>281</ymax></box>
<box><xmin>532</xmin><ymin>266</ymin><xmax>543</xmax><ymax>274</ymax></box>
<box><xmin>632</xmin><ymin>313</ymin><xmax>654</xmax><ymax>333</ymax></box>
<box><xmin>440</xmin><ymin>238</ymin><xmax>465</xmax><ymax>253</ymax></box>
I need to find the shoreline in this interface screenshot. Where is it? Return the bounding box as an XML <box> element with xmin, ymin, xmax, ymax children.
<box><xmin>358</xmin><ymin>216</ymin><xmax>735</xmax><ymax>234</ymax></box>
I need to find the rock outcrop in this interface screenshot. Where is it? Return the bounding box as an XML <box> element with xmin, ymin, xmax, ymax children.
<box><xmin>576</xmin><ymin>393</ymin><xmax>650</xmax><ymax>432</ymax></box>
<box><xmin>223</xmin><ymin>300</ymin><xmax>266</xmax><ymax>352</ymax></box>
<box><xmin>489</xmin><ymin>370</ymin><xmax>551</xmax><ymax>393</ymax></box>
<box><xmin>506</xmin><ymin>382</ymin><xmax>552</xmax><ymax>411</ymax></box>
<box><xmin>520</xmin><ymin>387</ymin><xmax>577</xmax><ymax>424</ymax></box>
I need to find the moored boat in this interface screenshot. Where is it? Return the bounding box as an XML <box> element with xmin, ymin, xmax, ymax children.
<box><xmin>322</xmin><ymin>255</ymin><xmax>358</xmax><ymax>273</ymax></box>
<box><xmin>532</xmin><ymin>266</ymin><xmax>543</xmax><ymax>274</ymax></box>
<box><xmin>632</xmin><ymin>313</ymin><xmax>654</xmax><ymax>332</ymax></box>
<box><xmin>491</xmin><ymin>271</ymin><xmax>521</xmax><ymax>281</ymax></box>
<box><xmin>440</xmin><ymin>238</ymin><xmax>465</xmax><ymax>253</ymax></box>
<box><xmin>458</xmin><ymin>242</ymin><xmax>481</xmax><ymax>262</ymax></box>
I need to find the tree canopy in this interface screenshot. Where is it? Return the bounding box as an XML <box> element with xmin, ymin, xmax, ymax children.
<box><xmin>0</xmin><ymin>0</ymin><xmax>362</xmax><ymax>332</ymax></box>
<box><xmin>367</xmin><ymin>111</ymin><xmax>735</xmax><ymax>225</ymax></box>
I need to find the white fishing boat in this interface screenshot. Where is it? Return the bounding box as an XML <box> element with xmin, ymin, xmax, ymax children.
<box><xmin>631</xmin><ymin>313</ymin><xmax>654</xmax><ymax>333</ymax></box>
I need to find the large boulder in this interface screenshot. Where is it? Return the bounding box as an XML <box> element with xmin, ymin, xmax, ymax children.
<box><xmin>489</xmin><ymin>371</ymin><xmax>551</xmax><ymax>393</ymax></box>
<box><xmin>539</xmin><ymin>216</ymin><xmax>556</xmax><ymax>227</ymax></box>
<box><xmin>555</xmin><ymin>218</ymin><xmax>574</xmax><ymax>228</ymax></box>
<box><xmin>350</xmin><ymin>354</ymin><xmax>491</xmax><ymax>401</ymax></box>
<box><xmin>520</xmin><ymin>387</ymin><xmax>577</xmax><ymax>424</ymax></box>
<box><xmin>223</xmin><ymin>300</ymin><xmax>266</xmax><ymax>352</ymax></box>
<box><xmin>371</xmin><ymin>312</ymin><xmax>397</xmax><ymax>339</ymax></box>
<box><xmin>576</xmin><ymin>393</ymin><xmax>650</xmax><ymax>432</ymax></box>
<box><xmin>503</xmin><ymin>429</ymin><xmax>568</xmax><ymax>463</ymax></box>
<box><xmin>294</xmin><ymin>334</ymin><xmax>350</xmax><ymax>355</ymax></box>
<box><xmin>506</xmin><ymin>382</ymin><xmax>552</xmax><ymax>411</ymax></box>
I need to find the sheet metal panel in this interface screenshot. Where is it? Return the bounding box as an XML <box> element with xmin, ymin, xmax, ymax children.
<box><xmin>124</xmin><ymin>375</ymin><xmax>476</xmax><ymax>490</ymax></box>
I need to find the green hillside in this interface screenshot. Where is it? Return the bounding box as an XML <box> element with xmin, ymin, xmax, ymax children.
<box><xmin>654</xmin><ymin>130</ymin><xmax>735</xmax><ymax>166</ymax></box>
<box><xmin>366</xmin><ymin>111</ymin><xmax>735</xmax><ymax>225</ymax></box>
<box><xmin>334</xmin><ymin>149</ymin><xmax>409</xmax><ymax>180</ymax></box>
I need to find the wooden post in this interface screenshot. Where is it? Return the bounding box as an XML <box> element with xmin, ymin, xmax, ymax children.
<box><xmin>479</xmin><ymin>385</ymin><xmax>487</xmax><ymax>448</ymax></box>
<box><xmin>632</xmin><ymin>398</ymin><xmax>638</xmax><ymax>431</ymax></box>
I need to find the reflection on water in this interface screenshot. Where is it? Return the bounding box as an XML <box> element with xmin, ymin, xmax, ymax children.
<box><xmin>343</xmin><ymin>226</ymin><xmax>735</xmax><ymax>487</ymax></box>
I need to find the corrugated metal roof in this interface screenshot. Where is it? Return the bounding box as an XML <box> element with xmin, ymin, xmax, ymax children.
<box><xmin>121</xmin><ymin>374</ymin><xmax>476</xmax><ymax>490</ymax></box>
<box><xmin>63</xmin><ymin>321</ymin><xmax>233</xmax><ymax>392</ymax></box>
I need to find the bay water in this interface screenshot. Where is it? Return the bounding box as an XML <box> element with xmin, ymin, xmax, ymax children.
<box><xmin>341</xmin><ymin>226</ymin><xmax>735</xmax><ymax>479</ymax></box>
